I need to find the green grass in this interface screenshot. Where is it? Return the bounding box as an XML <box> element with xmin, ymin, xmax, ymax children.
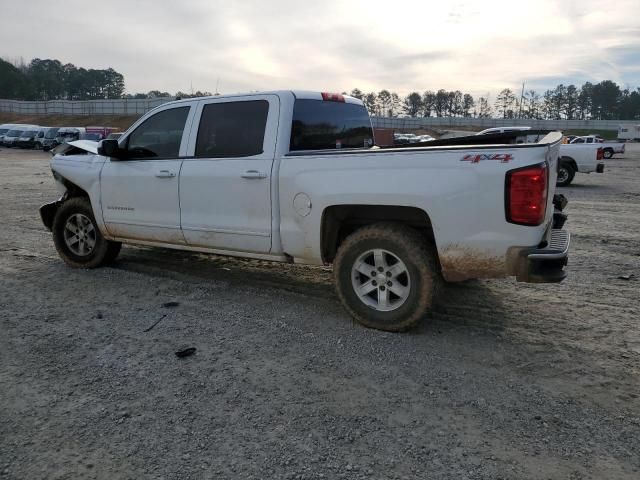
<box><xmin>561</xmin><ymin>129</ymin><xmax>618</xmax><ymax>140</ymax></box>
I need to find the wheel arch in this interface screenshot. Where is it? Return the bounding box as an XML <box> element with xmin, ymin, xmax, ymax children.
<box><xmin>320</xmin><ymin>204</ymin><xmax>436</xmax><ymax>264</ymax></box>
<box><xmin>559</xmin><ymin>156</ymin><xmax>577</xmax><ymax>171</ymax></box>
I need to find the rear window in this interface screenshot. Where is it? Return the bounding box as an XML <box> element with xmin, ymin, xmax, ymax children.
<box><xmin>290</xmin><ymin>100</ymin><xmax>373</xmax><ymax>151</ymax></box>
<box><xmin>195</xmin><ymin>100</ymin><xmax>268</xmax><ymax>157</ymax></box>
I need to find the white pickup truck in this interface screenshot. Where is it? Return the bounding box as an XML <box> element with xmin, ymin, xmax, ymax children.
<box><xmin>41</xmin><ymin>91</ymin><xmax>570</xmax><ymax>331</ymax></box>
<box><xmin>569</xmin><ymin>135</ymin><xmax>625</xmax><ymax>159</ymax></box>
<box><xmin>556</xmin><ymin>142</ymin><xmax>605</xmax><ymax>186</ymax></box>
<box><xmin>476</xmin><ymin>127</ymin><xmax>604</xmax><ymax>187</ymax></box>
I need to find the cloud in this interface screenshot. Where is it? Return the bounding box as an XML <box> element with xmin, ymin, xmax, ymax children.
<box><xmin>0</xmin><ymin>0</ymin><xmax>638</xmax><ymax>97</ymax></box>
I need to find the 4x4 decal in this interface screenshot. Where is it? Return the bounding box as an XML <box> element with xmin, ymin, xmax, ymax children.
<box><xmin>461</xmin><ymin>153</ymin><xmax>513</xmax><ymax>163</ymax></box>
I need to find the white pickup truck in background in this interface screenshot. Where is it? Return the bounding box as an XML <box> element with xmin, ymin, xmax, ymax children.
<box><xmin>557</xmin><ymin>142</ymin><xmax>605</xmax><ymax>186</ymax></box>
<box><xmin>476</xmin><ymin>127</ymin><xmax>605</xmax><ymax>186</ymax></box>
<box><xmin>41</xmin><ymin>91</ymin><xmax>570</xmax><ymax>332</ymax></box>
<box><xmin>569</xmin><ymin>135</ymin><xmax>626</xmax><ymax>159</ymax></box>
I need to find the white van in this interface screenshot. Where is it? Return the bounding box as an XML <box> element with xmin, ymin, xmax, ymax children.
<box><xmin>0</xmin><ymin>123</ymin><xmax>40</xmax><ymax>144</ymax></box>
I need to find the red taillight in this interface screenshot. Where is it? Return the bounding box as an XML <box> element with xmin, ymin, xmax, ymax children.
<box><xmin>321</xmin><ymin>92</ymin><xmax>345</xmax><ymax>102</ymax></box>
<box><xmin>596</xmin><ymin>147</ymin><xmax>604</xmax><ymax>160</ymax></box>
<box><xmin>506</xmin><ymin>163</ymin><xmax>548</xmax><ymax>226</ymax></box>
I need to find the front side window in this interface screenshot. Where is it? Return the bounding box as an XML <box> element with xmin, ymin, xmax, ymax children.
<box><xmin>126</xmin><ymin>106</ymin><xmax>190</xmax><ymax>159</ymax></box>
<box><xmin>290</xmin><ymin>100</ymin><xmax>374</xmax><ymax>151</ymax></box>
<box><xmin>195</xmin><ymin>100</ymin><xmax>268</xmax><ymax>157</ymax></box>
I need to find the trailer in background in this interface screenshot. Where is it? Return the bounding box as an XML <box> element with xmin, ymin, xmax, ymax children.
<box><xmin>617</xmin><ymin>124</ymin><xmax>640</xmax><ymax>141</ymax></box>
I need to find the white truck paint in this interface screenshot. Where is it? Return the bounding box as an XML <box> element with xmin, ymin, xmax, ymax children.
<box><xmin>42</xmin><ymin>90</ymin><xmax>571</xmax><ymax>331</ymax></box>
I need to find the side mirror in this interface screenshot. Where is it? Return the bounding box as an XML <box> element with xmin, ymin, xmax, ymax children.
<box><xmin>98</xmin><ymin>139</ymin><xmax>121</xmax><ymax>158</ymax></box>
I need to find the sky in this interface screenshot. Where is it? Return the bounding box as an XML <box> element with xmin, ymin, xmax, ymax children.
<box><xmin>1</xmin><ymin>0</ymin><xmax>639</xmax><ymax>98</ymax></box>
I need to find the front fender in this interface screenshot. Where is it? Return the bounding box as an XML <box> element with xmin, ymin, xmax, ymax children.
<box><xmin>39</xmin><ymin>196</ymin><xmax>65</xmax><ymax>231</ymax></box>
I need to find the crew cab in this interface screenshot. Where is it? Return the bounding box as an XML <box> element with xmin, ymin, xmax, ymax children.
<box><xmin>569</xmin><ymin>135</ymin><xmax>625</xmax><ymax>159</ymax></box>
<box><xmin>41</xmin><ymin>91</ymin><xmax>570</xmax><ymax>332</ymax></box>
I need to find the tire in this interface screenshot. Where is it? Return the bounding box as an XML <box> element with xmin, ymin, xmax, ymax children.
<box><xmin>52</xmin><ymin>197</ymin><xmax>121</xmax><ymax>268</ymax></box>
<box><xmin>556</xmin><ymin>162</ymin><xmax>575</xmax><ymax>187</ymax></box>
<box><xmin>333</xmin><ymin>222</ymin><xmax>440</xmax><ymax>332</ymax></box>
<box><xmin>603</xmin><ymin>148</ymin><xmax>613</xmax><ymax>159</ymax></box>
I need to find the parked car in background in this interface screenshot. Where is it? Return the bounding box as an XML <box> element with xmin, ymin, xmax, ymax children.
<box><xmin>81</xmin><ymin>132</ymin><xmax>105</xmax><ymax>141</ymax></box>
<box><xmin>557</xmin><ymin>144</ymin><xmax>604</xmax><ymax>186</ymax></box>
<box><xmin>1</xmin><ymin>124</ymin><xmax>40</xmax><ymax>146</ymax></box>
<box><xmin>475</xmin><ymin>126</ymin><xmax>605</xmax><ymax>186</ymax></box>
<box><xmin>476</xmin><ymin>126</ymin><xmax>531</xmax><ymax>135</ymax></box>
<box><xmin>105</xmin><ymin>132</ymin><xmax>123</xmax><ymax>141</ymax></box>
<box><xmin>16</xmin><ymin>128</ymin><xmax>41</xmax><ymax>149</ymax></box>
<box><xmin>53</xmin><ymin>127</ymin><xmax>86</xmax><ymax>148</ymax></box>
<box><xmin>569</xmin><ymin>135</ymin><xmax>625</xmax><ymax>158</ymax></box>
<box><xmin>84</xmin><ymin>126</ymin><xmax>119</xmax><ymax>141</ymax></box>
<box><xmin>2</xmin><ymin>129</ymin><xmax>25</xmax><ymax>147</ymax></box>
<box><xmin>34</xmin><ymin>128</ymin><xmax>48</xmax><ymax>149</ymax></box>
<box><xmin>41</xmin><ymin>128</ymin><xmax>61</xmax><ymax>151</ymax></box>
<box><xmin>0</xmin><ymin>123</ymin><xmax>18</xmax><ymax>144</ymax></box>
<box><xmin>416</xmin><ymin>134</ymin><xmax>434</xmax><ymax>142</ymax></box>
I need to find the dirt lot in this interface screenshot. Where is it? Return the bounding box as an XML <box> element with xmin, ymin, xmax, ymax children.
<box><xmin>1</xmin><ymin>144</ymin><xmax>639</xmax><ymax>480</ymax></box>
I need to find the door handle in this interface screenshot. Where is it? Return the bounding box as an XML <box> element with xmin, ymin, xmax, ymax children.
<box><xmin>155</xmin><ymin>170</ymin><xmax>176</xmax><ymax>178</ymax></box>
<box><xmin>241</xmin><ymin>170</ymin><xmax>267</xmax><ymax>179</ymax></box>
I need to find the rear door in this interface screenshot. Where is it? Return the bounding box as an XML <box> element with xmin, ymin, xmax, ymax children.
<box><xmin>100</xmin><ymin>103</ymin><xmax>195</xmax><ymax>243</ymax></box>
<box><xmin>179</xmin><ymin>95</ymin><xmax>279</xmax><ymax>253</ymax></box>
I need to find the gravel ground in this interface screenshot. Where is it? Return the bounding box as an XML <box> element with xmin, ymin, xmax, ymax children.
<box><xmin>1</xmin><ymin>144</ymin><xmax>639</xmax><ymax>480</ymax></box>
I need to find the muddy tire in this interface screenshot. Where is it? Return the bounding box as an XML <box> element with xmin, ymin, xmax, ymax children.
<box><xmin>52</xmin><ymin>197</ymin><xmax>121</xmax><ymax>268</ymax></box>
<box><xmin>557</xmin><ymin>162</ymin><xmax>575</xmax><ymax>187</ymax></box>
<box><xmin>333</xmin><ymin>222</ymin><xmax>440</xmax><ymax>332</ymax></box>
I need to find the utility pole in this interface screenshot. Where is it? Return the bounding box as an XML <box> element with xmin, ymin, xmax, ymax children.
<box><xmin>518</xmin><ymin>82</ymin><xmax>525</xmax><ymax>118</ymax></box>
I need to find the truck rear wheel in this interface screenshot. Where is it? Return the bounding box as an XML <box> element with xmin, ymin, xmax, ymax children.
<box><xmin>557</xmin><ymin>163</ymin><xmax>575</xmax><ymax>187</ymax></box>
<box><xmin>52</xmin><ymin>197</ymin><xmax>121</xmax><ymax>268</ymax></box>
<box><xmin>603</xmin><ymin>148</ymin><xmax>613</xmax><ymax>159</ymax></box>
<box><xmin>333</xmin><ymin>222</ymin><xmax>439</xmax><ymax>332</ymax></box>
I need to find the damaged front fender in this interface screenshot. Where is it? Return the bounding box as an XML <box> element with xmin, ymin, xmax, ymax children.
<box><xmin>40</xmin><ymin>196</ymin><xmax>66</xmax><ymax>231</ymax></box>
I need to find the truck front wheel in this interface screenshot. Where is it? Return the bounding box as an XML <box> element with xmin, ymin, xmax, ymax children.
<box><xmin>52</xmin><ymin>197</ymin><xmax>121</xmax><ymax>268</ymax></box>
<box><xmin>333</xmin><ymin>222</ymin><xmax>439</xmax><ymax>332</ymax></box>
<box><xmin>603</xmin><ymin>148</ymin><xmax>613</xmax><ymax>159</ymax></box>
<box><xmin>557</xmin><ymin>163</ymin><xmax>575</xmax><ymax>187</ymax></box>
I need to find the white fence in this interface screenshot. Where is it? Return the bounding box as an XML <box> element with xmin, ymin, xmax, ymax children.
<box><xmin>0</xmin><ymin>97</ymin><xmax>629</xmax><ymax>131</ymax></box>
<box><xmin>371</xmin><ymin>116</ymin><xmax>624</xmax><ymax>132</ymax></box>
<box><xmin>0</xmin><ymin>97</ymin><xmax>174</xmax><ymax>116</ymax></box>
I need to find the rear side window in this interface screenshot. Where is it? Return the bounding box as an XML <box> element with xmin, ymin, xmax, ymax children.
<box><xmin>290</xmin><ymin>100</ymin><xmax>373</xmax><ymax>151</ymax></box>
<box><xmin>126</xmin><ymin>106</ymin><xmax>189</xmax><ymax>159</ymax></box>
<box><xmin>195</xmin><ymin>100</ymin><xmax>268</xmax><ymax>157</ymax></box>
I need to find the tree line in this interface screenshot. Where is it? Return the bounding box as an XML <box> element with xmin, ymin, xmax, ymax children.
<box><xmin>2</xmin><ymin>57</ymin><xmax>639</xmax><ymax>119</ymax></box>
<box><xmin>349</xmin><ymin>81</ymin><xmax>640</xmax><ymax>120</ymax></box>
<box><xmin>0</xmin><ymin>58</ymin><xmax>125</xmax><ymax>101</ymax></box>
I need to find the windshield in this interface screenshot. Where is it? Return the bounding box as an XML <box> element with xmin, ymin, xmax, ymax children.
<box><xmin>7</xmin><ymin>130</ymin><xmax>23</xmax><ymax>137</ymax></box>
<box><xmin>0</xmin><ymin>128</ymin><xmax>9</xmax><ymax>135</ymax></box>
<box><xmin>45</xmin><ymin>128</ymin><xmax>59</xmax><ymax>139</ymax></box>
<box><xmin>82</xmin><ymin>133</ymin><xmax>102</xmax><ymax>141</ymax></box>
<box><xmin>59</xmin><ymin>132</ymin><xmax>78</xmax><ymax>138</ymax></box>
<box><xmin>290</xmin><ymin>99</ymin><xmax>373</xmax><ymax>151</ymax></box>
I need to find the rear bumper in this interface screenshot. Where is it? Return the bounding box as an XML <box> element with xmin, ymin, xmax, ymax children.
<box><xmin>515</xmin><ymin>229</ymin><xmax>570</xmax><ymax>283</ymax></box>
<box><xmin>596</xmin><ymin>163</ymin><xmax>605</xmax><ymax>173</ymax></box>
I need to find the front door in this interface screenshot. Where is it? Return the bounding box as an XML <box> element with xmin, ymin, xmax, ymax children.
<box><xmin>100</xmin><ymin>104</ymin><xmax>194</xmax><ymax>243</ymax></box>
<box><xmin>179</xmin><ymin>95</ymin><xmax>279</xmax><ymax>253</ymax></box>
